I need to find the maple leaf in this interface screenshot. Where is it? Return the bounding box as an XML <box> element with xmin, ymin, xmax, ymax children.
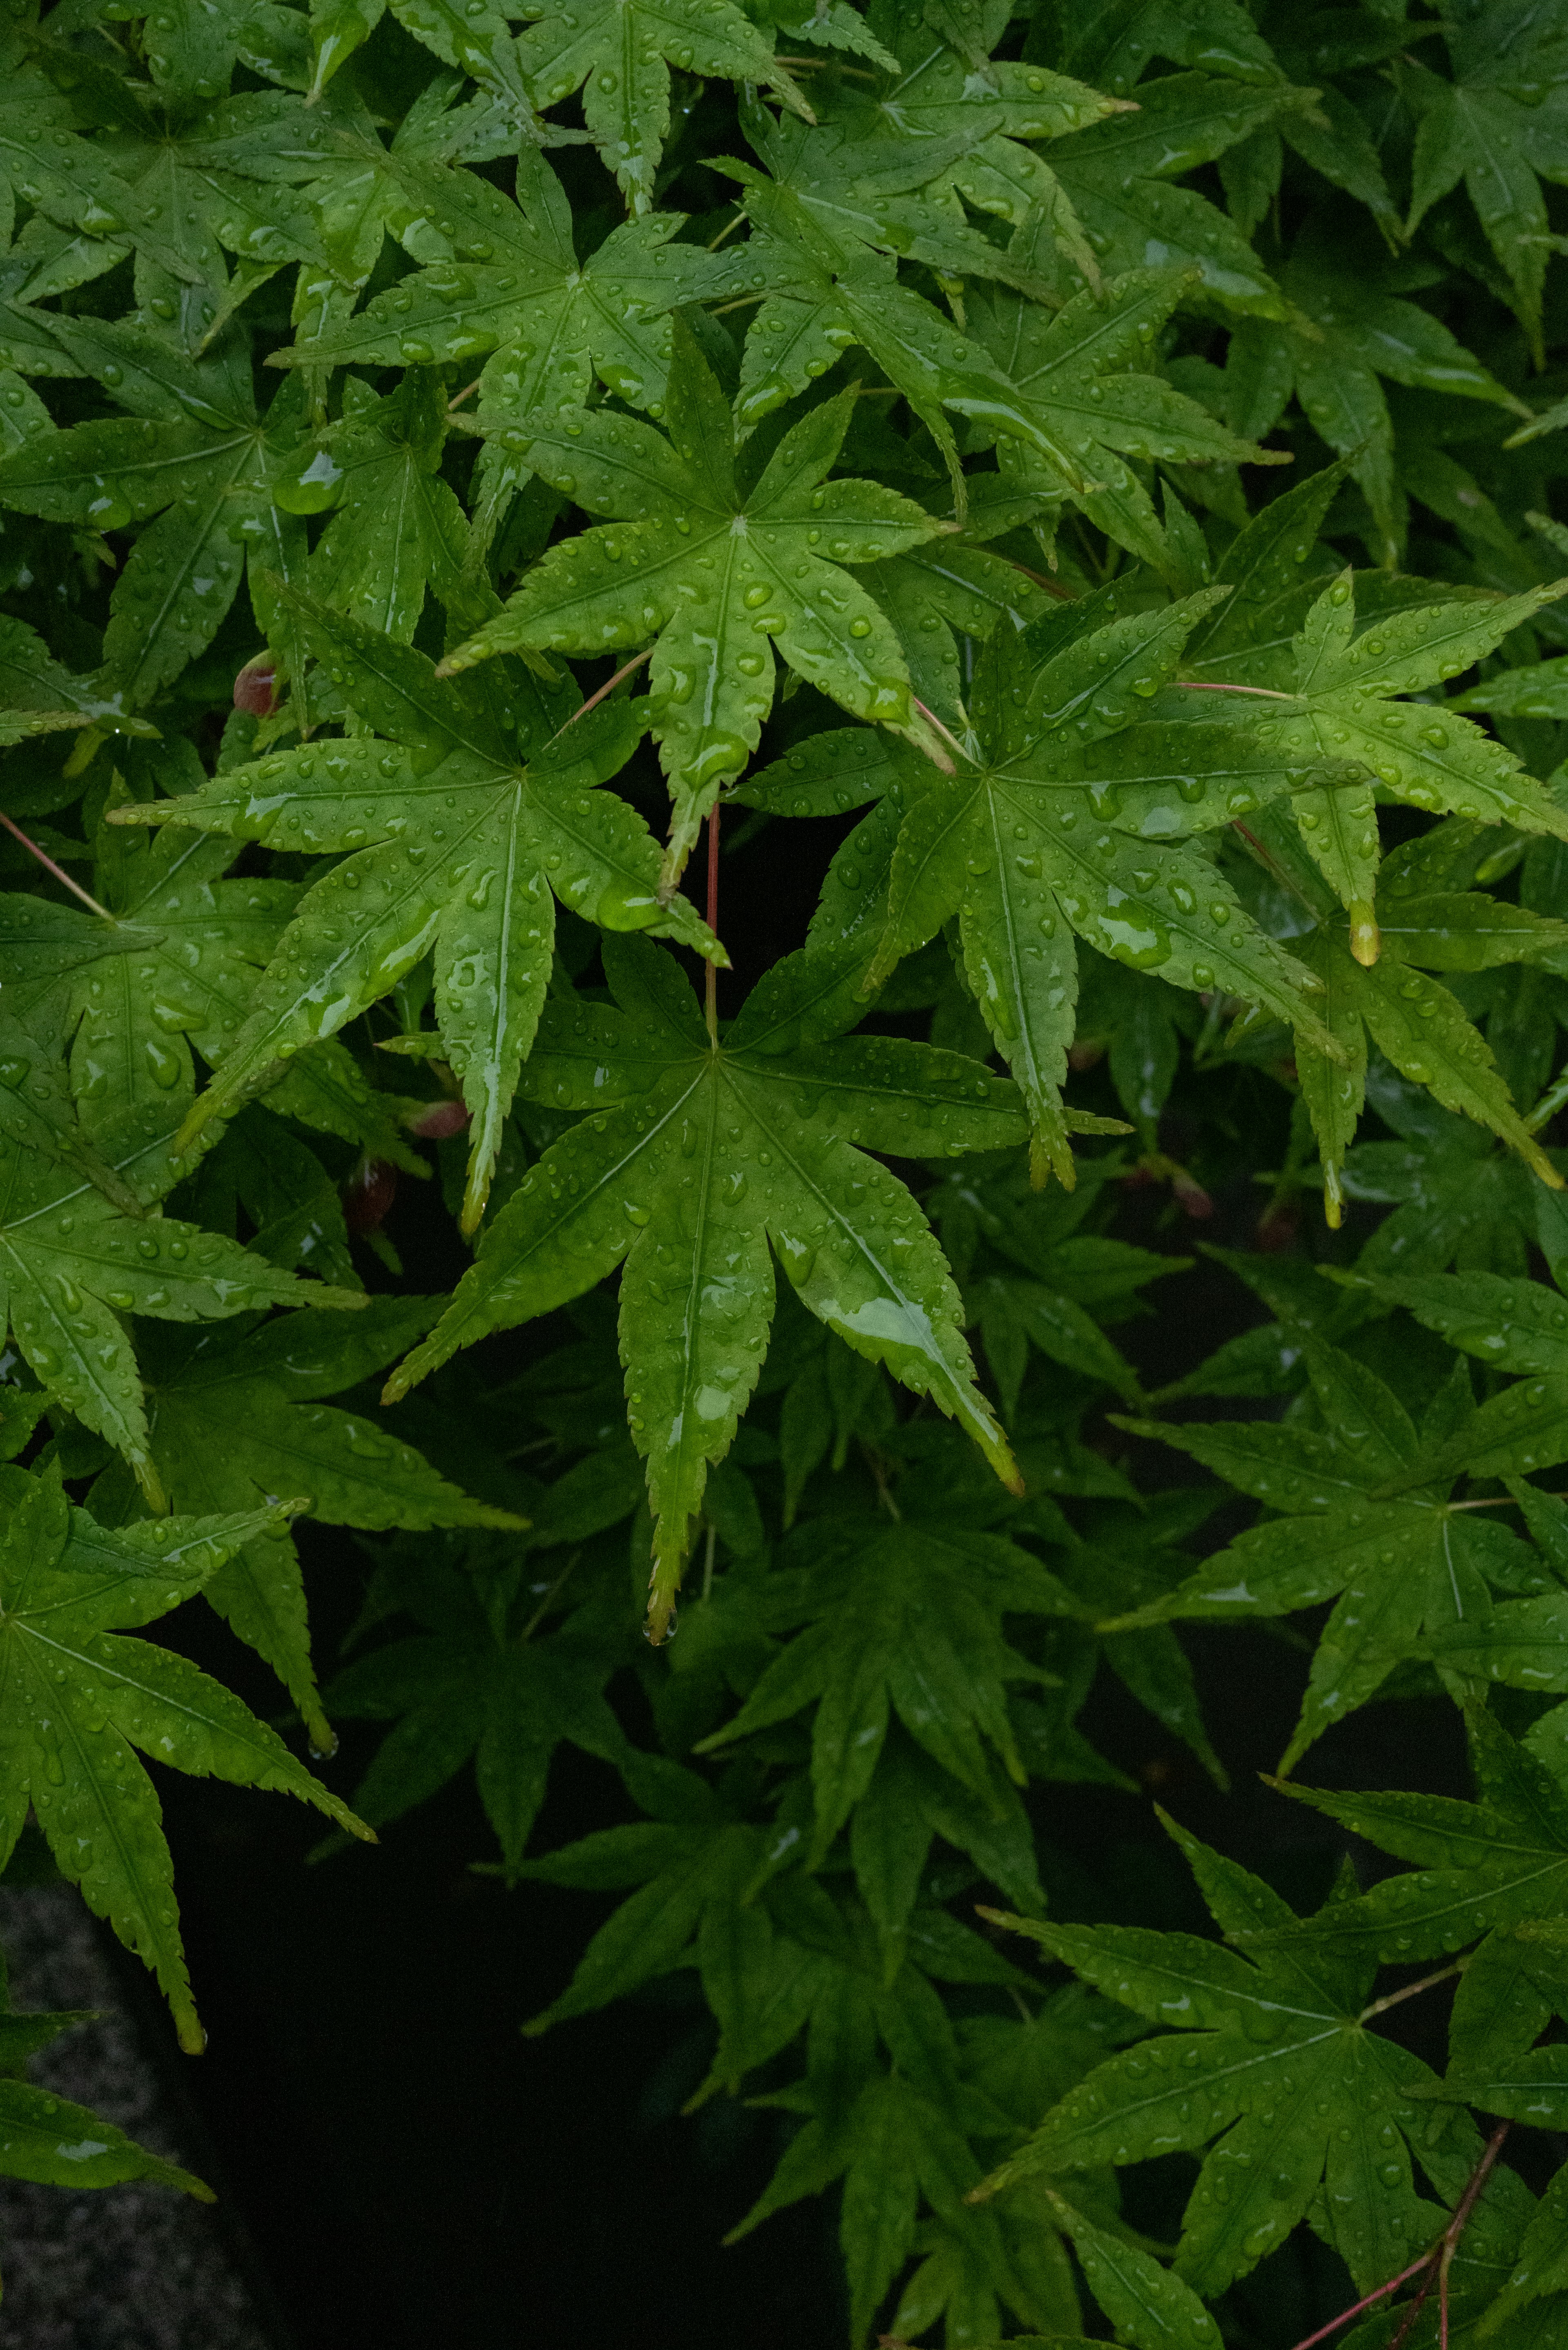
<box><xmin>270</xmin><ymin>144</ymin><xmax>740</xmax><ymax>417</ymax></box>
<box><xmin>729</xmin><ymin>73</ymin><xmax>1101</xmax><ymax>306</ymax></box>
<box><xmin>0</xmin><ymin>317</ymin><xmax>314</xmax><ymax>708</ymax></box>
<box><xmin>1036</xmin><ymin>71</ymin><xmax>1309</xmax><ymax>316</ymax></box>
<box><xmin>515</xmin><ymin>0</ymin><xmax>810</xmax><ymax>210</ymax></box>
<box><xmin>0</xmin><ymin>62</ymin><xmax>206</xmax><ymax>292</ymax></box>
<box><xmin>719</xmin><ymin>106</ymin><xmax>1147</xmax><ymax>502</ymax></box>
<box><xmin>383</xmin><ymin>933</ymin><xmax>1027</xmax><ymax>1638</ymax></box>
<box><xmin>697</xmin><ymin>1515</ymin><xmax>1067</xmax><ymax>1858</ymax></box>
<box><xmin>0</xmin><ymin>1464</ymin><xmax>372</xmax><ymax>2053</ymax></box>
<box><xmin>0</xmin><ymin>1013</ymin><xmax>142</xmax><ymax>1218</ymax></box>
<box><xmin>0</xmin><ymin>1093</ymin><xmax>361</xmax><ymax>1507</ymax></box>
<box><xmin>967</xmin><ymin>267</ymin><xmax>1290</xmax><ymax>579</ymax></box>
<box><xmin>1222</xmin><ymin>230</ymin><xmax>1531</xmax><ymax>566</ymax></box>
<box><xmin>1058</xmin><ymin>0</ymin><xmax>1282</xmax><ymax>100</ymax></box>
<box><xmin>1263</xmin><ymin>1709</ymin><xmax>1568</xmax><ymax>2074</ymax></box>
<box><xmin>1224</xmin><ymin>800</ymin><xmax>1566</xmax><ymax>1222</ymax></box>
<box><xmin>973</xmin><ymin>1814</ymin><xmax>1476</xmax><ymax>2312</ymax></box>
<box><xmin>865</xmin><ymin>586</ymin><xmax>1348</xmax><ymax>1187</ymax></box>
<box><xmin>1403</xmin><ymin>3</ymin><xmax>1568</xmax><ymax>363</ymax></box>
<box><xmin>288</xmin><ymin>365</ymin><xmax>468</xmax><ymax>651</ymax></box>
<box><xmin>11</xmin><ymin>794</ymin><xmax>428</xmax><ymax>1182</ymax></box>
<box><xmin>440</xmin><ymin>328</ymin><xmax>952</xmax><ymax>877</ymax></box>
<box><xmin>977</xmin><ymin>1813</ymin><xmax>1466</xmax><ymax>2301</ymax></box>
<box><xmin>98</xmin><ymin>1298</ymin><xmax>524</xmax><ymax>1752</ymax></box>
<box><xmin>0</xmin><ymin>1938</ymin><xmax>211</xmax><ymax>2207</ymax></box>
<box><xmin>322</xmin><ymin>1533</ymin><xmax>646</xmax><ymax>1877</ymax></box>
<box><xmin>1108</xmin><ymin>1332</ymin><xmax>1568</xmax><ymax>1770</ymax></box>
<box><xmin>1220</xmin><ymin>570</ymin><xmax>1568</xmax><ymax>935</ymax></box>
<box><xmin>113</xmin><ymin>585</ymin><xmax>720</xmax><ymax>1229</ymax></box>
<box><xmin>804</xmin><ymin>0</ymin><xmax>1127</xmax><ymax>293</ymax></box>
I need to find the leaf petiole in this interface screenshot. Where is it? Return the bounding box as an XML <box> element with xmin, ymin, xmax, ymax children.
<box><xmin>0</xmin><ymin>810</ymin><xmax>115</xmax><ymax>922</ymax></box>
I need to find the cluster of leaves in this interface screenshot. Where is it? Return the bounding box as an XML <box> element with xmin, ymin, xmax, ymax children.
<box><xmin>7</xmin><ymin>0</ymin><xmax>1568</xmax><ymax>2341</ymax></box>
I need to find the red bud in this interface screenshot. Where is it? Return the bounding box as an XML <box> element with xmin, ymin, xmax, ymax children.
<box><xmin>343</xmin><ymin>1156</ymin><xmax>396</xmax><ymax>1236</ymax></box>
<box><xmin>234</xmin><ymin>656</ymin><xmax>277</xmax><ymax>716</ymax></box>
<box><xmin>407</xmin><ymin>1098</ymin><xmax>471</xmax><ymax>1141</ymax></box>
<box><xmin>1172</xmin><ymin>1173</ymin><xmax>1214</xmax><ymax>1220</ymax></box>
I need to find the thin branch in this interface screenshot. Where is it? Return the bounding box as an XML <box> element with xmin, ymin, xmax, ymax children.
<box><xmin>709</xmin><ymin>293</ymin><xmax>766</xmax><ymax>316</ymax></box>
<box><xmin>1359</xmin><ymin>1960</ymin><xmax>1466</xmax><ymax>2022</ymax></box>
<box><xmin>705</xmin><ymin>802</ymin><xmax>721</xmax><ymax>1043</ymax></box>
<box><xmin>1229</xmin><ymin>819</ymin><xmax>1322</xmax><ymax>919</ymax></box>
<box><xmin>1448</xmin><ymin>1490</ymin><xmax>1568</xmax><ymax>1509</ymax></box>
<box><xmin>447</xmin><ymin>377</ymin><xmax>483</xmax><ymax>412</ymax></box>
<box><xmin>549</xmin><ymin>647</ymin><xmax>652</xmax><ymax>738</ymax></box>
<box><xmin>1387</xmin><ymin>2124</ymin><xmax>1512</xmax><ymax>2350</ymax></box>
<box><xmin>519</xmin><ymin>1549</ymin><xmax>581</xmax><ymax>1643</ymax></box>
<box><xmin>993</xmin><ymin>551</ymin><xmax>1078</xmax><ymax>603</ymax></box>
<box><xmin>1285</xmin><ymin>2120</ymin><xmax>1512</xmax><ymax>2350</ymax></box>
<box><xmin>0</xmin><ymin>810</ymin><xmax>115</xmax><ymax>922</ymax></box>
<box><xmin>1284</xmin><ymin>2255</ymin><xmax>1432</xmax><ymax>2350</ymax></box>
<box><xmin>776</xmin><ymin>53</ymin><xmax>879</xmax><ymax>77</ymax></box>
<box><xmin>912</xmin><ymin>695</ymin><xmax>972</xmax><ymax>768</ymax></box>
<box><xmin>707</xmin><ymin>208</ymin><xmax>745</xmax><ymax>251</ymax></box>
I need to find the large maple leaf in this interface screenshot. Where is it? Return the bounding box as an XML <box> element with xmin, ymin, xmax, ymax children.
<box><xmin>865</xmin><ymin>587</ymin><xmax>1349</xmax><ymax>1186</ymax></box>
<box><xmin>515</xmin><ymin>0</ymin><xmax>810</xmax><ymax>210</ymax></box>
<box><xmin>383</xmin><ymin>934</ymin><xmax>1028</xmax><ymax>1637</ymax></box>
<box><xmin>441</xmin><ymin>325</ymin><xmax>952</xmax><ymax>876</ymax></box>
<box><xmin>0</xmin><ymin>1465</ymin><xmax>372</xmax><ymax>2053</ymax></box>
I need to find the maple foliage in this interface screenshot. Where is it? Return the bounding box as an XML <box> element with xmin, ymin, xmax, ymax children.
<box><xmin>5</xmin><ymin>0</ymin><xmax>1568</xmax><ymax>2343</ymax></box>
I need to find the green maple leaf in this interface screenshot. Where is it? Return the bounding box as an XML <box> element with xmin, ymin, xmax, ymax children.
<box><xmin>526</xmin><ymin>1822</ymin><xmax>1028</xmax><ymax>2336</ymax></box>
<box><xmin>114</xmin><ymin>585</ymin><xmax>720</xmax><ymax>1229</ymax></box>
<box><xmin>806</xmin><ymin>0</ymin><xmax>1126</xmax><ymax>294</ymax></box>
<box><xmin>1338</xmin><ymin>1078</ymin><xmax>1559</xmax><ymax>1278</ymax></box>
<box><xmin>1227</xmin><ymin>570</ymin><xmax>1568</xmax><ymax>935</ymax></box>
<box><xmin>383</xmin><ymin>933</ymin><xmax>1027</xmax><ymax>1637</ymax></box>
<box><xmin>517</xmin><ymin>1806</ymin><xmax>786</xmax><ymax>2031</ymax></box>
<box><xmin>976</xmin><ymin>1813</ymin><xmax>1460</xmax><ymax>2301</ymax></box>
<box><xmin>0</xmin><ymin>318</ymin><xmax>314</xmax><ymax>709</ymax></box>
<box><xmin>112</xmin><ymin>1299</ymin><xmax>521</xmax><ymax>1748</ymax></box>
<box><xmin>381</xmin><ymin>0</ymin><xmax>543</xmax><ymax>130</ymax></box>
<box><xmin>0</xmin><ymin>608</ymin><xmax>156</xmax><ymax>740</ymax></box>
<box><xmin>442</xmin><ymin>329</ymin><xmax>952</xmax><ymax>876</ymax></box>
<box><xmin>270</xmin><ymin>144</ymin><xmax>740</xmax><ymax>431</ymax></box>
<box><xmin>866</xmin><ymin>586</ymin><xmax>1347</xmax><ymax>1187</ymax></box>
<box><xmin>967</xmin><ymin>267</ymin><xmax>1289</xmax><ymax>579</ymax></box>
<box><xmin>1404</xmin><ymin>4</ymin><xmax>1568</xmax><ymax>363</ymax></box>
<box><xmin>94</xmin><ymin>0</ymin><xmax>262</xmax><ymax>100</ymax></box>
<box><xmin>288</xmin><ymin>366</ymin><xmax>468</xmax><ymax>650</ymax></box>
<box><xmin>720</xmin><ymin>106</ymin><xmax>1142</xmax><ymax>502</ymax></box>
<box><xmin>1261</xmin><ymin>1710</ymin><xmax>1568</xmax><ymax>2108</ymax></box>
<box><xmin>1223</xmin><ymin>231</ymin><xmax>1531</xmax><ymax>567</ymax></box>
<box><xmin>0</xmin><ymin>1013</ymin><xmax>143</xmax><ymax>1217</ymax></box>
<box><xmin>1036</xmin><ymin>71</ymin><xmax>1308</xmax><ymax>316</ymax></box>
<box><xmin>697</xmin><ymin>1515</ymin><xmax>1066</xmax><ymax>1858</ymax></box>
<box><xmin>0</xmin><ymin>897</ymin><xmax>167</xmax><ymax>1038</ymax></box>
<box><xmin>934</xmin><ymin>1152</ymin><xmax>1176</xmax><ymax>1415</ymax></box>
<box><xmin>323</xmin><ymin>1543</ymin><xmax>641</xmax><ymax>1877</ymax></box>
<box><xmin>1221</xmin><ymin>801</ymin><xmax>1567</xmax><ymax>1222</ymax></box>
<box><xmin>0</xmin><ymin>1093</ymin><xmax>361</xmax><ymax>1505</ymax></box>
<box><xmin>0</xmin><ymin>65</ymin><xmax>204</xmax><ymax>288</ymax></box>
<box><xmin>1060</xmin><ymin>0</ymin><xmax>1282</xmax><ymax>99</ymax></box>
<box><xmin>517</xmin><ymin>0</ymin><xmax>809</xmax><ymax>209</ymax></box>
<box><xmin>0</xmin><ymin>1937</ymin><xmax>211</xmax><ymax>2210</ymax></box>
<box><xmin>732</xmin><ymin>70</ymin><xmax>1106</xmax><ymax>305</ymax></box>
<box><xmin>12</xmin><ymin>791</ymin><xmax>426</xmax><ymax>1182</ymax></box>
<box><xmin>0</xmin><ymin>1464</ymin><xmax>372</xmax><ymax>2053</ymax></box>
<box><xmin>1108</xmin><ymin>1332</ymin><xmax>1568</xmax><ymax>1770</ymax></box>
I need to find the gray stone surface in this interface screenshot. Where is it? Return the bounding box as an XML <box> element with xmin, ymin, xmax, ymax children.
<box><xmin>0</xmin><ymin>1885</ymin><xmax>280</xmax><ymax>2350</ymax></box>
